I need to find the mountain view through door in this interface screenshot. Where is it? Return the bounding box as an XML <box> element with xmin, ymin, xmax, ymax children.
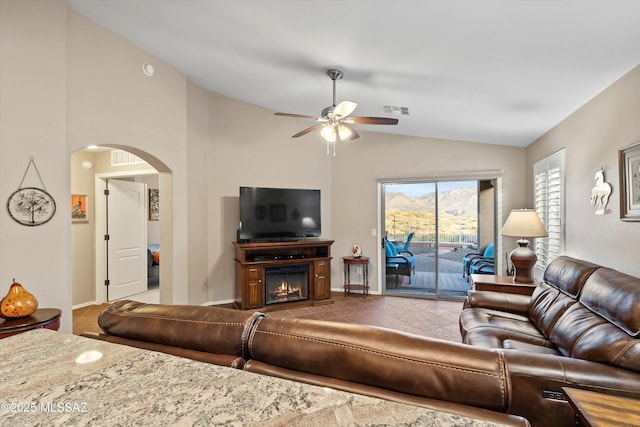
<box><xmin>383</xmin><ymin>181</ymin><xmax>482</xmax><ymax>299</ymax></box>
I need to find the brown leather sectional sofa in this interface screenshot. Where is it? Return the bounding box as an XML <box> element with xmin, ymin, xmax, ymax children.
<box><xmin>82</xmin><ymin>256</ymin><xmax>640</xmax><ymax>427</ymax></box>
<box><xmin>460</xmin><ymin>256</ymin><xmax>640</xmax><ymax>426</ymax></box>
<box><xmin>85</xmin><ymin>300</ymin><xmax>529</xmax><ymax>426</ymax></box>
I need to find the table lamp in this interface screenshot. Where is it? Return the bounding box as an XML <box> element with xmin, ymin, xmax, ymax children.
<box><xmin>501</xmin><ymin>209</ymin><xmax>548</xmax><ymax>283</ymax></box>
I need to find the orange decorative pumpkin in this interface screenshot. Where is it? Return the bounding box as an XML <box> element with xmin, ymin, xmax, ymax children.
<box><xmin>0</xmin><ymin>279</ymin><xmax>38</xmax><ymax>318</ymax></box>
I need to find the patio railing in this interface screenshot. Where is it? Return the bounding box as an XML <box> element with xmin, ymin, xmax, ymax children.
<box><xmin>388</xmin><ymin>231</ymin><xmax>477</xmax><ymax>247</ymax></box>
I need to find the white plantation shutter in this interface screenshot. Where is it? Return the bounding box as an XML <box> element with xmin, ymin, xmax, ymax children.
<box><xmin>533</xmin><ymin>149</ymin><xmax>565</xmax><ymax>277</ymax></box>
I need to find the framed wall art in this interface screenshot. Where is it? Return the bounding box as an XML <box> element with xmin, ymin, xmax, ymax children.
<box><xmin>71</xmin><ymin>194</ymin><xmax>88</xmax><ymax>222</ymax></box>
<box><xmin>619</xmin><ymin>141</ymin><xmax>640</xmax><ymax>221</ymax></box>
<box><xmin>149</xmin><ymin>189</ymin><xmax>159</xmax><ymax>221</ymax></box>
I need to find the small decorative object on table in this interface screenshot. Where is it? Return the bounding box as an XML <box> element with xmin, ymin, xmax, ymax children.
<box><xmin>351</xmin><ymin>244</ymin><xmax>362</xmax><ymax>257</ymax></box>
<box><xmin>1</xmin><ymin>279</ymin><xmax>38</xmax><ymax>318</ymax></box>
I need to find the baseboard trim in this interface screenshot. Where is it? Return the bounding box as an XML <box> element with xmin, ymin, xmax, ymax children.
<box><xmin>72</xmin><ymin>300</ymin><xmax>99</xmax><ymax>310</ymax></box>
<box><xmin>201</xmin><ymin>298</ymin><xmax>235</xmax><ymax>307</ymax></box>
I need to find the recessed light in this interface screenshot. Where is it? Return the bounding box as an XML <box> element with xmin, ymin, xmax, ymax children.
<box><xmin>86</xmin><ymin>145</ymin><xmax>98</xmax><ymax>150</ymax></box>
<box><xmin>142</xmin><ymin>63</ymin><xmax>155</xmax><ymax>77</ymax></box>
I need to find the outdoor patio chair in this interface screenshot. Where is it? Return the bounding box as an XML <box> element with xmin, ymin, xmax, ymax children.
<box><xmin>462</xmin><ymin>243</ymin><xmax>494</xmax><ymax>280</ymax></box>
<box><xmin>394</xmin><ymin>232</ymin><xmax>415</xmax><ymax>252</ymax></box>
<box><xmin>385</xmin><ymin>239</ymin><xmax>415</xmax><ymax>286</ymax></box>
<box><xmin>468</xmin><ymin>258</ymin><xmax>495</xmax><ymax>276</ymax></box>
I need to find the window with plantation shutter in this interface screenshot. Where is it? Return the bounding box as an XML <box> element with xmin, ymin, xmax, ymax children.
<box><xmin>533</xmin><ymin>149</ymin><xmax>565</xmax><ymax>277</ymax></box>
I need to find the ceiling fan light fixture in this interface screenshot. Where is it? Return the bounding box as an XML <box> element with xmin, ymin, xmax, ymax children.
<box><xmin>320</xmin><ymin>124</ymin><xmax>337</xmax><ymax>143</ymax></box>
<box><xmin>320</xmin><ymin>124</ymin><xmax>338</xmax><ymax>156</ymax></box>
<box><xmin>338</xmin><ymin>124</ymin><xmax>354</xmax><ymax>140</ymax></box>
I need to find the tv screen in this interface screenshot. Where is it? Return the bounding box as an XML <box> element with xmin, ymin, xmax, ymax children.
<box><xmin>239</xmin><ymin>187</ymin><xmax>321</xmax><ymax>241</ymax></box>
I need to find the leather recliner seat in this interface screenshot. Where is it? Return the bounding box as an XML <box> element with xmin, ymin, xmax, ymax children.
<box><xmin>460</xmin><ymin>256</ymin><xmax>640</xmax><ymax>426</ymax></box>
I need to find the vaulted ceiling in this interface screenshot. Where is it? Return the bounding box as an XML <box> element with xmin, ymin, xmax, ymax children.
<box><xmin>66</xmin><ymin>0</ymin><xmax>640</xmax><ymax>147</ymax></box>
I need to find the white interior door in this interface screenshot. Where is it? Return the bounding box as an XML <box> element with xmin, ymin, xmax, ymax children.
<box><xmin>106</xmin><ymin>179</ymin><xmax>148</xmax><ymax>301</ymax></box>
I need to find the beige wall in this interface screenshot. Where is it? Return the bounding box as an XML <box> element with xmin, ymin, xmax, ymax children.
<box><xmin>479</xmin><ymin>183</ymin><xmax>496</xmax><ymax>248</ymax></box>
<box><xmin>201</xmin><ymin>91</ymin><xmax>334</xmax><ymax>303</ymax></box>
<box><xmin>186</xmin><ymin>82</ymin><xmax>211</xmax><ymax>304</ymax></box>
<box><xmin>526</xmin><ymin>65</ymin><xmax>640</xmax><ymax>277</ymax></box>
<box><xmin>0</xmin><ymin>0</ymin><xmax>71</xmax><ymax>330</ymax></box>
<box><xmin>70</xmin><ymin>150</ymin><xmax>97</xmax><ymax>305</ymax></box>
<box><xmin>65</xmin><ymin>6</ymin><xmax>190</xmax><ymax>306</ymax></box>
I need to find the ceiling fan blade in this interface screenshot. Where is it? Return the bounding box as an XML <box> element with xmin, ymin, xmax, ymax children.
<box><xmin>346</xmin><ymin>116</ymin><xmax>399</xmax><ymax>125</ymax></box>
<box><xmin>292</xmin><ymin>124</ymin><xmax>324</xmax><ymax>138</ymax></box>
<box><xmin>333</xmin><ymin>101</ymin><xmax>358</xmax><ymax>118</ymax></box>
<box><xmin>274</xmin><ymin>112</ymin><xmax>320</xmax><ymax>120</ymax></box>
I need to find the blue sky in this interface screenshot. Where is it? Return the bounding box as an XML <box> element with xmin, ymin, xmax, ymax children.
<box><xmin>385</xmin><ymin>181</ymin><xmax>477</xmax><ymax>197</ymax></box>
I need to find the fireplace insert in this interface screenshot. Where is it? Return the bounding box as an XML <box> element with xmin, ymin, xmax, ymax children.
<box><xmin>264</xmin><ymin>265</ymin><xmax>309</xmax><ymax>305</ymax></box>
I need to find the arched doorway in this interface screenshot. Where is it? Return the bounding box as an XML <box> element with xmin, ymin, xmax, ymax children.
<box><xmin>70</xmin><ymin>146</ymin><xmax>174</xmax><ymax>307</ymax></box>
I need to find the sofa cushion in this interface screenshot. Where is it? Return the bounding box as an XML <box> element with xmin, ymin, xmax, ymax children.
<box><xmin>527</xmin><ymin>282</ymin><xmax>580</xmax><ymax>339</ymax></box>
<box><xmin>580</xmin><ymin>267</ymin><xmax>640</xmax><ymax>336</ymax></box>
<box><xmin>463</xmin><ymin>325</ymin><xmax>556</xmax><ymax>351</ymax></box>
<box><xmin>460</xmin><ymin>307</ymin><xmax>544</xmax><ymax>341</ymax></box>
<box><xmin>502</xmin><ymin>339</ymin><xmax>561</xmax><ymax>355</ymax></box>
<box><xmin>542</xmin><ymin>256</ymin><xmax>599</xmax><ymax>298</ymax></box>
<box><xmin>541</xmin><ymin>296</ymin><xmax>640</xmax><ymax>372</ymax></box>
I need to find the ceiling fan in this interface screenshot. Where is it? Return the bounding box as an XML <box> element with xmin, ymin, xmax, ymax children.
<box><xmin>274</xmin><ymin>69</ymin><xmax>399</xmax><ymax>155</ymax></box>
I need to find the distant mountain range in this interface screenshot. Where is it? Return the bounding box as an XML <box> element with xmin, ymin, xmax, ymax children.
<box><xmin>385</xmin><ymin>187</ymin><xmax>477</xmax><ymax>216</ymax></box>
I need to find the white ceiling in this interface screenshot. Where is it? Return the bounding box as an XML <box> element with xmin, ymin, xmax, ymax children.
<box><xmin>65</xmin><ymin>0</ymin><xmax>640</xmax><ymax>147</ymax></box>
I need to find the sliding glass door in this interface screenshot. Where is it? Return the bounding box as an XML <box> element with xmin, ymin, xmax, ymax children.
<box><xmin>382</xmin><ymin>179</ymin><xmax>492</xmax><ymax>299</ymax></box>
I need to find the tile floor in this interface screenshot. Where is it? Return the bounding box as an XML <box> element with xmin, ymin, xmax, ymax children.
<box><xmin>73</xmin><ymin>291</ymin><xmax>464</xmax><ymax>342</ymax></box>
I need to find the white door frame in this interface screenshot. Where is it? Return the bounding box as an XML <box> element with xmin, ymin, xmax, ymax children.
<box><xmin>94</xmin><ymin>170</ymin><xmax>157</xmax><ymax>304</ymax></box>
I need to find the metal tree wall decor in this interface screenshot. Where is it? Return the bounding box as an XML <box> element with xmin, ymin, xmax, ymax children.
<box><xmin>6</xmin><ymin>157</ymin><xmax>56</xmax><ymax>226</ymax></box>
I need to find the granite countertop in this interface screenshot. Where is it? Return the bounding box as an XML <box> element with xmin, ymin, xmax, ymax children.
<box><xmin>0</xmin><ymin>329</ymin><xmax>509</xmax><ymax>426</ymax></box>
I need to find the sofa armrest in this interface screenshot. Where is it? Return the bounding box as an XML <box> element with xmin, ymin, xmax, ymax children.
<box><xmin>463</xmin><ymin>290</ymin><xmax>531</xmax><ymax>316</ymax></box>
<box><xmin>502</xmin><ymin>349</ymin><xmax>640</xmax><ymax>427</ymax></box>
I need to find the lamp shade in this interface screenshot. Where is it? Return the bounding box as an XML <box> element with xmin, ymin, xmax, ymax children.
<box><xmin>501</xmin><ymin>209</ymin><xmax>548</xmax><ymax>238</ymax></box>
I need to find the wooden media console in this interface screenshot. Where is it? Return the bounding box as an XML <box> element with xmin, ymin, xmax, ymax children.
<box><xmin>233</xmin><ymin>239</ymin><xmax>334</xmax><ymax>310</ymax></box>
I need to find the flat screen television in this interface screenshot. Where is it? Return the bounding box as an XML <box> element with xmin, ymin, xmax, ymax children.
<box><xmin>238</xmin><ymin>187</ymin><xmax>321</xmax><ymax>241</ymax></box>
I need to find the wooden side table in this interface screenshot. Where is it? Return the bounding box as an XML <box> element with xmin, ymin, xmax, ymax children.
<box><xmin>563</xmin><ymin>387</ymin><xmax>640</xmax><ymax>427</ymax></box>
<box><xmin>0</xmin><ymin>308</ymin><xmax>61</xmax><ymax>339</ymax></box>
<box><xmin>470</xmin><ymin>274</ymin><xmax>537</xmax><ymax>296</ymax></box>
<box><xmin>343</xmin><ymin>256</ymin><xmax>370</xmax><ymax>298</ymax></box>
